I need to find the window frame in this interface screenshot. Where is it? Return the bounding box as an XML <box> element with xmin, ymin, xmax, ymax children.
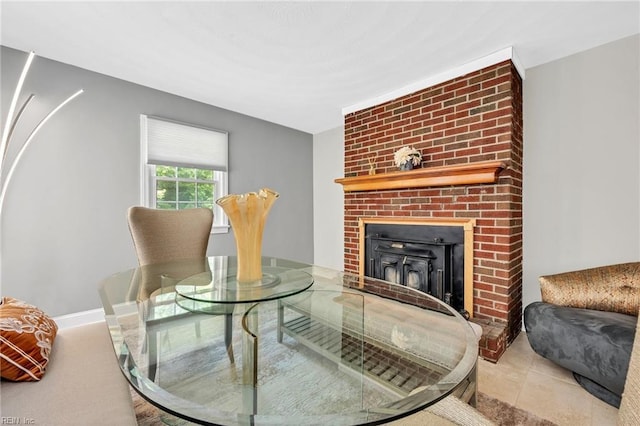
<box><xmin>139</xmin><ymin>115</ymin><xmax>229</xmax><ymax>234</ymax></box>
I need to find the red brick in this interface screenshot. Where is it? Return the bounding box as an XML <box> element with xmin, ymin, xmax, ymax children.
<box><xmin>342</xmin><ymin>61</ymin><xmax>522</xmax><ymax>361</ymax></box>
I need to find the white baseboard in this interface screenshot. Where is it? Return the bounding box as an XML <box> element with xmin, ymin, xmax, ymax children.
<box><xmin>53</xmin><ymin>308</ymin><xmax>105</xmax><ymax>329</ymax></box>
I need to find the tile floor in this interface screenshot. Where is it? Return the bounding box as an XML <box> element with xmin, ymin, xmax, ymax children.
<box><xmin>477</xmin><ymin>332</ymin><xmax>619</xmax><ymax>425</ymax></box>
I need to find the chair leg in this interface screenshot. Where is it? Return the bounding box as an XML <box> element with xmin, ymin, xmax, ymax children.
<box><xmin>277</xmin><ymin>300</ymin><xmax>284</xmax><ymax>343</ymax></box>
<box><xmin>148</xmin><ymin>330</ymin><xmax>158</xmax><ymax>382</ymax></box>
<box><xmin>225</xmin><ymin>313</ymin><xmax>234</xmax><ymax>364</ymax></box>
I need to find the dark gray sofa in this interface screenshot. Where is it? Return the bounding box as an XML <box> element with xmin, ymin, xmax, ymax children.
<box><xmin>524</xmin><ymin>262</ymin><xmax>640</xmax><ymax>407</ymax></box>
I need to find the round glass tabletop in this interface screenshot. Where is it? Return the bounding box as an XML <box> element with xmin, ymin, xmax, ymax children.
<box><xmin>174</xmin><ymin>265</ymin><xmax>314</xmax><ymax>309</ymax></box>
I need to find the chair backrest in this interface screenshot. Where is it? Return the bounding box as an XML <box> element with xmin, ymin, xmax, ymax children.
<box><xmin>127</xmin><ymin>206</ymin><xmax>213</xmax><ymax>266</ymax></box>
<box><xmin>618</xmin><ymin>312</ymin><xmax>640</xmax><ymax>425</ymax></box>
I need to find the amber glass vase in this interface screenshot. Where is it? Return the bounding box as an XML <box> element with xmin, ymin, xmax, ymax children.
<box><xmin>216</xmin><ymin>188</ymin><xmax>279</xmax><ymax>283</ymax></box>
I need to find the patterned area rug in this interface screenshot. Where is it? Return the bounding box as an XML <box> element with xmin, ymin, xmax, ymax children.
<box><xmin>131</xmin><ymin>388</ymin><xmax>557</xmax><ymax>425</ymax></box>
<box><xmin>476</xmin><ymin>392</ymin><xmax>556</xmax><ymax>426</ymax></box>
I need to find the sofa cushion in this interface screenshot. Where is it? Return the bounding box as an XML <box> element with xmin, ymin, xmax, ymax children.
<box><xmin>524</xmin><ymin>301</ymin><xmax>636</xmax><ymax>407</ymax></box>
<box><xmin>0</xmin><ymin>321</ymin><xmax>137</xmax><ymax>425</ymax></box>
<box><xmin>0</xmin><ymin>297</ymin><xmax>58</xmax><ymax>381</ymax></box>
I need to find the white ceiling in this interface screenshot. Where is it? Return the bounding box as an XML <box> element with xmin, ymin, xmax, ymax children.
<box><xmin>1</xmin><ymin>1</ymin><xmax>638</xmax><ymax>134</ymax></box>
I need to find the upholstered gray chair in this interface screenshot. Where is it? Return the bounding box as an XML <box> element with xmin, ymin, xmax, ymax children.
<box><xmin>524</xmin><ymin>262</ymin><xmax>640</xmax><ymax>407</ymax></box>
<box><xmin>127</xmin><ymin>207</ymin><xmax>234</xmax><ymax>381</ymax></box>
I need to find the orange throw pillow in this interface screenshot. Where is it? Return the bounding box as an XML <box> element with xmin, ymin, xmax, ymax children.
<box><xmin>0</xmin><ymin>297</ymin><xmax>58</xmax><ymax>381</ymax></box>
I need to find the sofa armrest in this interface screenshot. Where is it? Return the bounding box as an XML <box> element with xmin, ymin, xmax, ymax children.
<box><xmin>539</xmin><ymin>262</ymin><xmax>640</xmax><ymax>316</ymax></box>
<box><xmin>618</xmin><ymin>311</ymin><xmax>640</xmax><ymax>424</ymax></box>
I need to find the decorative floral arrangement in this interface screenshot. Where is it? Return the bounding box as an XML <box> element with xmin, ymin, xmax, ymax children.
<box><xmin>393</xmin><ymin>146</ymin><xmax>422</xmax><ymax>168</ymax></box>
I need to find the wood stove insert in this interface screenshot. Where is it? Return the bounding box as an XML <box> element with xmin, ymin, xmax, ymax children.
<box><xmin>359</xmin><ymin>218</ymin><xmax>475</xmax><ymax>318</ymax></box>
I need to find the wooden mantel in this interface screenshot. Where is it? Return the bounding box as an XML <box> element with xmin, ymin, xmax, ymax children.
<box><xmin>335</xmin><ymin>160</ymin><xmax>507</xmax><ymax>192</ymax></box>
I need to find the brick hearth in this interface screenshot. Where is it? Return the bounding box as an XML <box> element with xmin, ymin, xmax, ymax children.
<box><xmin>339</xmin><ymin>60</ymin><xmax>523</xmax><ymax>362</ymax></box>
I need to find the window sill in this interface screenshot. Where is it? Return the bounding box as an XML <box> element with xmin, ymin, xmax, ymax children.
<box><xmin>212</xmin><ymin>224</ymin><xmax>230</xmax><ymax>234</ymax></box>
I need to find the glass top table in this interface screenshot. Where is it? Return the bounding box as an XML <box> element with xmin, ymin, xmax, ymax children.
<box><xmin>99</xmin><ymin>256</ymin><xmax>478</xmax><ymax>425</ymax></box>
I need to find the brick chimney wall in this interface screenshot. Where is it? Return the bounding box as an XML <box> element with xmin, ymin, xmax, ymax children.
<box><xmin>342</xmin><ymin>60</ymin><xmax>523</xmax><ymax>345</ymax></box>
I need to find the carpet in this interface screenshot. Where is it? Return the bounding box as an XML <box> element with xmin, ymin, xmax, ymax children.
<box><xmin>131</xmin><ymin>388</ymin><xmax>557</xmax><ymax>426</ymax></box>
<box><xmin>475</xmin><ymin>393</ymin><xmax>556</xmax><ymax>426</ymax></box>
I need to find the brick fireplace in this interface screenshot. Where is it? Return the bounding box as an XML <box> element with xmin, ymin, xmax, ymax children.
<box><xmin>337</xmin><ymin>60</ymin><xmax>523</xmax><ymax>362</ymax></box>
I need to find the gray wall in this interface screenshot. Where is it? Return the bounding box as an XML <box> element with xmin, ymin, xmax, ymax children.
<box><xmin>522</xmin><ymin>34</ymin><xmax>640</xmax><ymax>309</ymax></box>
<box><xmin>312</xmin><ymin>126</ymin><xmax>344</xmax><ymax>270</ymax></box>
<box><xmin>1</xmin><ymin>46</ymin><xmax>313</xmax><ymax>317</ymax></box>
<box><xmin>313</xmin><ymin>34</ymin><xmax>640</xmax><ymax>315</ymax></box>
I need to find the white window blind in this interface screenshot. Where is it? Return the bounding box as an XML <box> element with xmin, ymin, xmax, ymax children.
<box><xmin>143</xmin><ymin>115</ymin><xmax>228</xmax><ymax>171</ymax></box>
<box><xmin>139</xmin><ymin>114</ymin><xmax>230</xmax><ymax>234</ymax></box>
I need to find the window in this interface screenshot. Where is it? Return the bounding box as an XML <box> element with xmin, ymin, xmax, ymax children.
<box><xmin>140</xmin><ymin>115</ymin><xmax>229</xmax><ymax>233</ymax></box>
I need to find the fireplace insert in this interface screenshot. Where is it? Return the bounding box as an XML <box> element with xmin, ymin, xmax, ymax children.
<box><xmin>364</xmin><ymin>223</ymin><xmax>467</xmax><ymax>317</ymax></box>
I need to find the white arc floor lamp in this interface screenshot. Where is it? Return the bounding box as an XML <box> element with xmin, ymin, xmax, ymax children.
<box><xmin>0</xmin><ymin>50</ymin><xmax>84</xmax><ymax>287</ymax></box>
